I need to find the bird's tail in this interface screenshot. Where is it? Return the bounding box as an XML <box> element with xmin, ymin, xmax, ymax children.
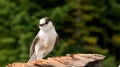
<box><xmin>28</xmin><ymin>52</ymin><xmax>36</xmax><ymax>62</ymax></box>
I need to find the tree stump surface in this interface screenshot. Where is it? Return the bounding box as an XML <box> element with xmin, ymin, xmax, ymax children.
<box><xmin>6</xmin><ymin>53</ymin><xmax>105</xmax><ymax>67</ymax></box>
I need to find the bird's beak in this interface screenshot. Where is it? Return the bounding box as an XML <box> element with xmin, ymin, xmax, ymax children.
<box><xmin>38</xmin><ymin>24</ymin><xmax>45</xmax><ymax>26</ymax></box>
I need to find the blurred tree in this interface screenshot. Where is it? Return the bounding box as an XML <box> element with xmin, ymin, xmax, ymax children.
<box><xmin>79</xmin><ymin>0</ymin><xmax>120</xmax><ymax>65</ymax></box>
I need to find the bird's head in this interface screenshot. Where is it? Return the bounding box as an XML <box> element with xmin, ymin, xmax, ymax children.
<box><xmin>38</xmin><ymin>17</ymin><xmax>54</xmax><ymax>31</ymax></box>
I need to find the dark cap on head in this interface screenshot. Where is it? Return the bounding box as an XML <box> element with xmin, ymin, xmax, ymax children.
<box><xmin>38</xmin><ymin>17</ymin><xmax>52</xmax><ymax>26</ymax></box>
<box><xmin>44</xmin><ymin>17</ymin><xmax>52</xmax><ymax>23</ymax></box>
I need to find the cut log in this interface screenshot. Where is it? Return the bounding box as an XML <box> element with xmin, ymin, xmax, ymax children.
<box><xmin>6</xmin><ymin>53</ymin><xmax>105</xmax><ymax>67</ymax></box>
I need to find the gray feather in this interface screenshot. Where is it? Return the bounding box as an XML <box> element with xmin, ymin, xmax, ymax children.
<box><xmin>28</xmin><ymin>52</ymin><xmax>36</xmax><ymax>62</ymax></box>
<box><xmin>29</xmin><ymin>33</ymin><xmax>40</xmax><ymax>57</ymax></box>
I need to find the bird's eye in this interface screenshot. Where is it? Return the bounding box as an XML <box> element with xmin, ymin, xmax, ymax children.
<box><xmin>45</xmin><ymin>21</ymin><xmax>49</xmax><ymax>24</ymax></box>
<box><xmin>45</xmin><ymin>17</ymin><xmax>51</xmax><ymax>24</ymax></box>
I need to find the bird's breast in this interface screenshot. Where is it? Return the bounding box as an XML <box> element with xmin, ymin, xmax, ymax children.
<box><xmin>39</xmin><ymin>30</ymin><xmax>57</xmax><ymax>47</ymax></box>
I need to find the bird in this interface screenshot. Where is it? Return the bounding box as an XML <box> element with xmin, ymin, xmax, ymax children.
<box><xmin>28</xmin><ymin>17</ymin><xmax>59</xmax><ymax>62</ymax></box>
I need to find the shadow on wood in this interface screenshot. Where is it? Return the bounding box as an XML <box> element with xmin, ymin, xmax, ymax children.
<box><xmin>7</xmin><ymin>53</ymin><xmax>105</xmax><ymax>67</ymax></box>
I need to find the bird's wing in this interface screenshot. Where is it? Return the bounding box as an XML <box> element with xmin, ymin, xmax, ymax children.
<box><xmin>29</xmin><ymin>33</ymin><xmax>40</xmax><ymax>57</ymax></box>
<box><xmin>55</xmin><ymin>35</ymin><xmax>59</xmax><ymax>46</ymax></box>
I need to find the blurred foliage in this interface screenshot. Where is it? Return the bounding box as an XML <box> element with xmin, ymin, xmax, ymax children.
<box><xmin>102</xmin><ymin>56</ymin><xmax>117</xmax><ymax>67</ymax></box>
<box><xmin>0</xmin><ymin>0</ymin><xmax>120</xmax><ymax>67</ymax></box>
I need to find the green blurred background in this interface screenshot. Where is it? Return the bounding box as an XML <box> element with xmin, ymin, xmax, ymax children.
<box><xmin>0</xmin><ymin>0</ymin><xmax>120</xmax><ymax>67</ymax></box>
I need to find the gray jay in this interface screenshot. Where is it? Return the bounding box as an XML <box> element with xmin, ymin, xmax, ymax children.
<box><xmin>28</xmin><ymin>17</ymin><xmax>59</xmax><ymax>62</ymax></box>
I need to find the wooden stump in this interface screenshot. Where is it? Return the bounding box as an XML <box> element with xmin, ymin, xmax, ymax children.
<box><xmin>6</xmin><ymin>53</ymin><xmax>105</xmax><ymax>67</ymax></box>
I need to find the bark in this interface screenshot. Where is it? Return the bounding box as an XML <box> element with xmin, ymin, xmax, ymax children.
<box><xmin>7</xmin><ymin>53</ymin><xmax>105</xmax><ymax>67</ymax></box>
